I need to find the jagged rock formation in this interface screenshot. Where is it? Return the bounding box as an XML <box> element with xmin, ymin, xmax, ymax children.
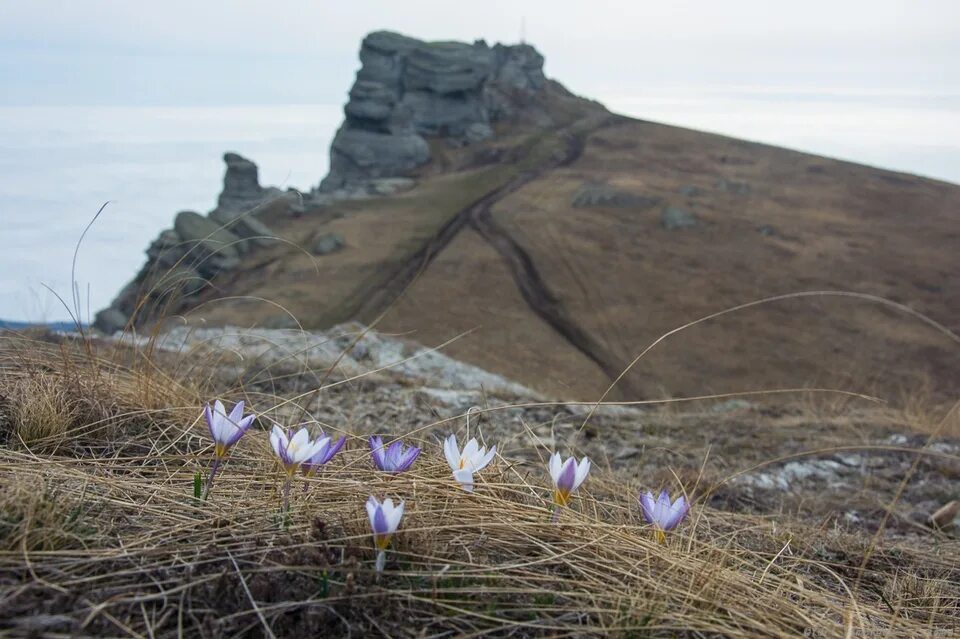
<box><xmin>93</xmin><ymin>153</ymin><xmax>284</xmax><ymax>334</ymax></box>
<box><xmin>319</xmin><ymin>31</ymin><xmax>551</xmax><ymax>192</ymax></box>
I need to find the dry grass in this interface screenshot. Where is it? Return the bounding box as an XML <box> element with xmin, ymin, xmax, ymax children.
<box><xmin>1</xmin><ymin>331</ymin><xmax>958</xmax><ymax>637</ymax></box>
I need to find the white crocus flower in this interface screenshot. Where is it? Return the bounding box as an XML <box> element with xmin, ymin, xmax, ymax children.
<box><xmin>444</xmin><ymin>434</ymin><xmax>497</xmax><ymax>492</ymax></box>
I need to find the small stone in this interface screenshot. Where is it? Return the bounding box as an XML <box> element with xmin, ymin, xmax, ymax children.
<box><xmin>367</xmin><ymin>178</ymin><xmax>416</xmax><ymax>197</ymax></box>
<box><xmin>678</xmin><ymin>185</ymin><xmax>701</xmax><ymax>196</ymax></box>
<box><xmin>711</xmin><ymin>399</ymin><xmax>752</xmax><ymax>413</ymax></box>
<box><xmin>716</xmin><ymin>178</ymin><xmax>751</xmax><ymax>195</ymax></box>
<box><xmin>312</xmin><ymin>232</ymin><xmax>346</xmax><ymax>256</ymax></box>
<box><xmin>661</xmin><ymin>206</ymin><xmax>698</xmax><ymax>230</ymax></box>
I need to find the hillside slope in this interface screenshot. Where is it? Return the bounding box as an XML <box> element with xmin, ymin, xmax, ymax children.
<box><xmin>98</xmin><ymin>31</ymin><xmax>960</xmax><ymax>404</ymax></box>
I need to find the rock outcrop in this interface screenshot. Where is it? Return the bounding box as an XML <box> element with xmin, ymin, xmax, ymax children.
<box><xmin>319</xmin><ymin>31</ymin><xmax>551</xmax><ymax>192</ymax></box>
<box><xmin>94</xmin><ymin>153</ymin><xmax>284</xmax><ymax>334</ymax></box>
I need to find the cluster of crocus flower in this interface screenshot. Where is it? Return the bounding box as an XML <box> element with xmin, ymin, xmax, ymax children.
<box><xmin>200</xmin><ymin>399</ymin><xmax>691</xmax><ymax>573</ymax></box>
<box><xmin>270</xmin><ymin>425</ymin><xmax>342</xmax><ymax>512</ymax></box>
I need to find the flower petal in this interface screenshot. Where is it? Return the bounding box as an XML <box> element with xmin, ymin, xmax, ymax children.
<box><xmin>664</xmin><ymin>495</ymin><xmax>689</xmax><ymax>530</ymax></box>
<box><xmin>385</xmin><ymin>440</ymin><xmax>404</xmax><ymax>469</ymax></box>
<box><xmin>454</xmin><ymin>468</ymin><xmax>475</xmax><ymax>492</ymax></box>
<box><xmin>366</xmin><ymin>496</ymin><xmax>379</xmax><ymax>526</ymax></box>
<box><xmin>639</xmin><ymin>491</ymin><xmax>656</xmax><ymax>523</ymax></box>
<box><xmin>444</xmin><ymin>434</ymin><xmax>460</xmax><ymax>471</ymax></box>
<box><xmin>289</xmin><ymin>427</ymin><xmax>311</xmax><ymax>451</ymax></box>
<box><xmin>388</xmin><ymin>500</ymin><xmax>405</xmax><ymax>532</ymax></box>
<box><xmin>228</xmin><ymin>400</ymin><xmax>245</xmax><ymax>425</ymax></box>
<box><xmin>322</xmin><ymin>436</ymin><xmax>346</xmax><ymax>464</ymax></box>
<box><xmin>462</xmin><ymin>438</ymin><xmax>480</xmax><ymax>460</ymax></box>
<box><xmin>549</xmin><ymin>452</ymin><xmax>562</xmax><ymax>483</ymax></box>
<box><xmin>572</xmin><ymin>457</ymin><xmax>591</xmax><ymax>491</ymax></box>
<box><xmin>474</xmin><ymin>445</ymin><xmax>496</xmax><ymax>471</ymax></box>
<box><xmin>372</xmin><ymin>503</ymin><xmax>389</xmax><ymax>535</ymax></box>
<box><xmin>397</xmin><ymin>446</ymin><xmax>421</xmax><ymax>471</ymax></box>
<box><xmin>369</xmin><ymin>436</ymin><xmax>385</xmax><ymax>469</ymax></box>
<box><xmin>204</xmin><ymin>404</ymin><xmax>216</xmax><ymax>440</ymax></box>
<box><xmin>555</xmin><ymin>457</ymin><xmax>577</xmax><ymax>492</ymax></box>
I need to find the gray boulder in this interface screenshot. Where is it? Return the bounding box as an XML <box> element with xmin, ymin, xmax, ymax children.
<box><xmin>146</xmin><ymin>229</ymin><xmax>186</xmax><ymax>268</ymax></box>
<box><xmin>93</xmin><ymin>307</ymin><xmax>128</xmax><ymax>334</ymax></box>
<box><xmin>326</xmin><ymin>128</ymin><xmax>431</xmax><ymax>187</ymax></box>
<box><xmin>661</xmin><ymin>206</ymin><xmax>698</xmax><ymax>230</ymax></box>
<box><xmin>319</xmin><ymin>31</ymin><xmax>552</xmax><ymax>191</ymax></box>
<box><xmin>572</xmin><ymin>184</ymin><xmax>660</xmax><ymax>209</ymax></box>
<box><xmin>173</xmin><ymin>211</ymin><xmax>243</xmax><ymax>276</ymax></box>
<box><xmin>312</xmin><ymin>232</ymin><xmax>345</xmax><ymax>256</ymax></box>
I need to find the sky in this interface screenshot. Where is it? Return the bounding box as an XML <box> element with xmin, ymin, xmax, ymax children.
<box><xmin>0</xmin><ymin>1</ymin><xmax>958</xmax><ymax>323</ymax></box>
<box><xmin>2</xmin><ymin>0</ymin><xmax>957</xmax><ymax>106</ymax></box>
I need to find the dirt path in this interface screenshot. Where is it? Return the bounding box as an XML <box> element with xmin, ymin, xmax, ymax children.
<box><xmin>356</xmin><ymin>116</ymin><xmax>636</xmax><ymax>394</ymax></box>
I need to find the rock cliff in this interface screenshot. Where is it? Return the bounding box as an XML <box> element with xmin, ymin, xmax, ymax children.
<box><xmin>93</xmin><ymin>152</ymin><xmax>289</xmax><ymax>334</ymax></box>
<box><xmin>318</xmin><ymin>31</ymin><xmax>551</xmax><ymax>191</ymax></box>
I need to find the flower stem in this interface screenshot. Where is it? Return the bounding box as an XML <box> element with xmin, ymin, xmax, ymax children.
<box><xmin>551</xmin><ymin>504</ymin><xmax>561</xmax><ymax>523</ymax></box>
<box><xmin>375</xmin><ymin>550</ymin><xmax>386</xmax><ymax>572</ymax></box>
<box><xmin>282</xmin><ymin>476</ymin><xmax>291</xmax><ymax>515</ymax></box>
<box><xmin>202</xmin><ymin>456</ymin><xmax>222</xmax><ymax>501</ymax></box>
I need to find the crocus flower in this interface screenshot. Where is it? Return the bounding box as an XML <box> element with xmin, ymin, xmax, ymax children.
<box><xmin>201</xmin><ymin>400</ymin><xmax>255</xmax><ymax>498</ymax></box>
<box><xmin>301</xmin><ymin>433</ymin><xmax>346</xmax><ymax>478</ymax></box>
<box><xmin>548</xmin><ymin>452</ymin><xmax>591</xmax><ymax>518</ymax></box>
<box><xmin>270</xmin><ymin>424</ymin><xmax>331</xmax><ymax>513</ymax></box>
<box><xmin>366</xmin><ymin>496</ymin><xmax>404</xmax><ymax>572</ymax></box>
<box><xmin>444</xmin><ymin>434</ymin><xmax>496</xmax><ymax>492</ymax></box>
<box><xmin>370</xmin><ymin>435</ymin><xmax>421</xmax><ymax>472</ymax></box>
<box><xmin>270</xmin><ymin>425</ymin><xmax>331</xmax><ymax>476</ymax></box>
<box><xmin>204</xmin><ymin>400</ymin><xmax>255</xmax><ymax>458</ymax></box>
<box><xmin>640</xmin><ymin>489</ymin><xmax>689</xmax><ymax>543</ymax></box>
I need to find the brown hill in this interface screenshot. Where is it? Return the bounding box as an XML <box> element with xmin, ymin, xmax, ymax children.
<box><xmin>98</xmin><ymin>32</ymin><xmax>960</xmax><ymax>405</ymax></box>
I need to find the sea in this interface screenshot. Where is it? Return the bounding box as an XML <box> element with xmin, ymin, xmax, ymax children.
<box><xmin>1</xmin><ymin>88</ymin><xmax>957</xmax><ymax>323</ymax></box>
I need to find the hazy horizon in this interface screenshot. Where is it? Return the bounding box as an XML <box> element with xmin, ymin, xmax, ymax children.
<box><xmin>1</xmin><ymin>1</ymin><xmax>957</xmax><ymax>322</ymax></box>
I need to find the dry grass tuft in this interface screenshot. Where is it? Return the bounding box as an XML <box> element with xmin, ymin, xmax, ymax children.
<box><xmin>0</xmin><ymin>331</ymin><xmax>200</xmax><ymax>455</ymax></box>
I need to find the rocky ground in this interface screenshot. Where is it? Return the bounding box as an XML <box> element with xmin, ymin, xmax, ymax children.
<box><xmin>123</xmin><ymin>324</ymin><xmax>960</xmax><ymax>539</ymax></box>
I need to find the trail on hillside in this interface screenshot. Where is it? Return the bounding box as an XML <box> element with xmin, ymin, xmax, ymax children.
<box><xmin>355</xmin><ymin>115</ymin><xmax>638</xmax><ymax>394</ymax></box>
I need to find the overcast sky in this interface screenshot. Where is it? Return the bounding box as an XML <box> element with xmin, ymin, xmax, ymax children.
<box><xmin>2</xmin><ymin>0</ymin><xmax>957</xmax><ymax>106</ymax></box>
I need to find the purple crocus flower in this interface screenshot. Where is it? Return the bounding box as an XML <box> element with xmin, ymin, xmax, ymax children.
<box><xmin>201</xmin><ymin>400</ymin><xmax>255</xmax><ymax>499</ymax></box>
<box><xmin>366</xmin><ymin>496</ymin><xmax>404</xmax><ymax>572</ymax></box>
<box><xmin>204</xmin><ymin>400</ymin><xmax>255</xmax><ymax>458</ymax></box>
<box><xmin>640</xmin><ymin>489</ymin><xmax>690</xmax><ymax>543</ymax></box>
<box><xmin>548</xmin><ymin>452</ymin><xmax>591</xmax><ymax>508</ymax></box>
<box><xmin>301</xmin><ymin>434</ymin><xmax>346</xmax><ymax>478</ymax></box>
<box><xmin>369</xmin><ymin>435</ymin><xmax>421</xmax><ymax>472</ymax></box>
